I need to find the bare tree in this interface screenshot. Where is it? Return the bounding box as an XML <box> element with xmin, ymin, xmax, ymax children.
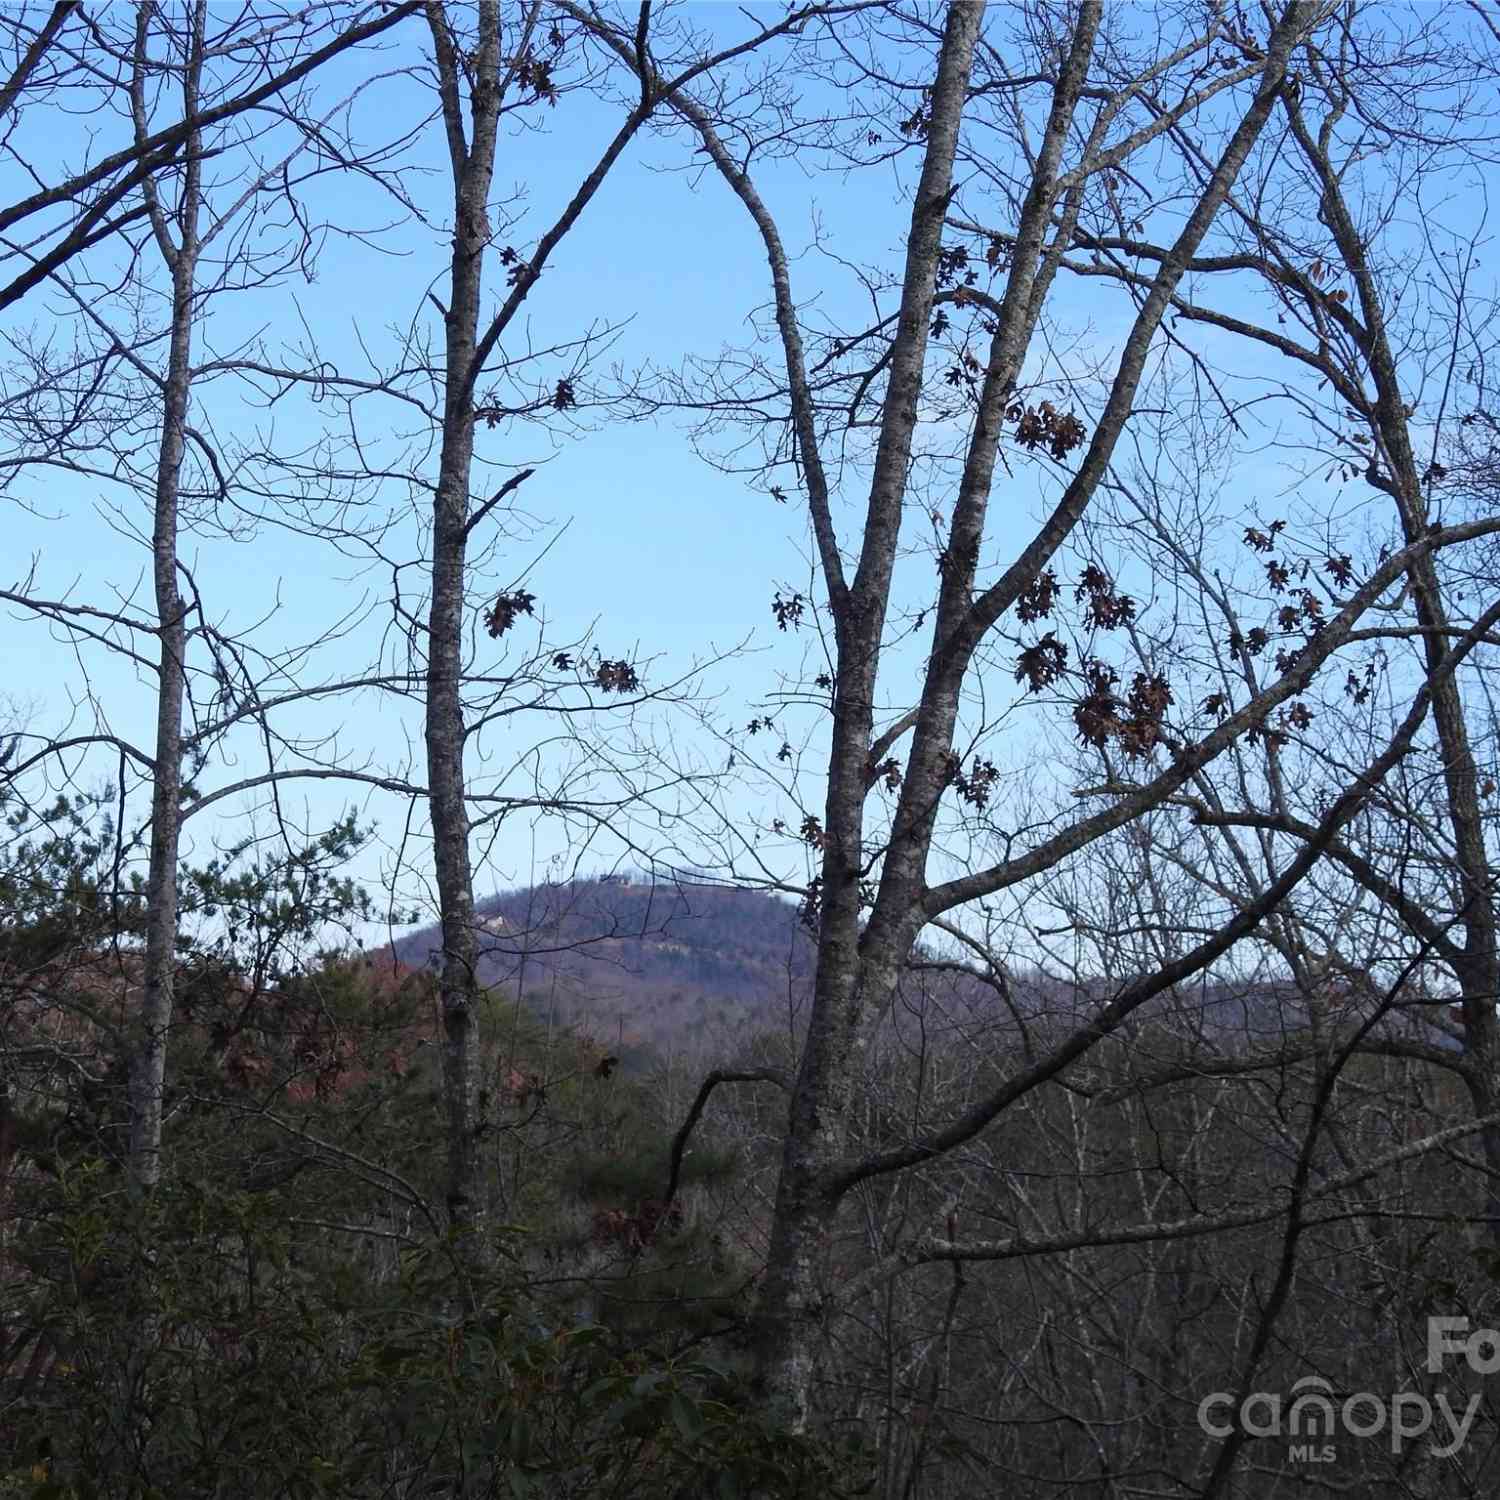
<box><xmin>0</xmin><ymin>2</ymin><xmax>421</xmax><ymax>312</ymax></box>
<box><xmin>0</xmin><ymin>1</ymin><xmax>422</xmax><ymax>1188</ymax></box>
<box><xmin>567</xmin><ymin>0</ymin><xmax>1500</xmax><ymax>1444</ymax></box>
<box><xmin>406</xmin><ymin>0</ymin><xmax>849</xmax><ymax>1235</ymax></box>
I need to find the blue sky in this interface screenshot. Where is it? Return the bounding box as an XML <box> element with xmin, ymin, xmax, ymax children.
<box><xmin>4</xmin><ymin>1</ymin><xmax>1468</xmax><ymax>958</ymax></box>
<box><xmin>1</xmin><ymin>2</ymin><xmax>941</xmax><ymax>931</ymax></box>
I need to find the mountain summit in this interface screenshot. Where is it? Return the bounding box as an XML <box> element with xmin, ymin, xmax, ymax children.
<box><xmin>390</xmin><ymin>875</ymin><xmax>816</xmax><ymax>1062</ymax></box>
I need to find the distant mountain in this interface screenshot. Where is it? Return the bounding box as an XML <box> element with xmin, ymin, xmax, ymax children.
<box><xmin>383</xmin><ymin>874</ymin><xmax>1463</xmax><ymax>1069</ymax></box>
<box><xmin>389</xmin><ymin>875</ymin><xmax>818</xmax><ymax>1063</ymax></box>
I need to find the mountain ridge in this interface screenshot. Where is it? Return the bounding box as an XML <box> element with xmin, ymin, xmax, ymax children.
<box><xmin>380</xmin><ymin>874</ymin><xmax>1463</xmax><ymax>1067</ymax></box>
<box><xmin>387</xmin><ymin>875</ymin><xmax>816</xmax><ymax>1061</ymax></box>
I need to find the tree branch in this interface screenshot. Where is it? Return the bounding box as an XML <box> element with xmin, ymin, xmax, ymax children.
<box><xmin>662</xmin><ymin>1067</ymin><xmax>789</xmax><ymax>1210</ymax></box>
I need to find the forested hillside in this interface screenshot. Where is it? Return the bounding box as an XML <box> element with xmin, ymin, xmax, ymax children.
<box><xmin>389</xmin><ymin>877</ymin><xmax>817</xmax><ymax>1062</ymax></box>
<box><xmin>5</xmin><ymin>818</ymin><xmax>1492</xmax><ymax>1496</ymax></box>
<box><xmin>0</xmin><ymin>815</ymin><xmax>830</xmax><ymax>1496</ymax></box>
<box><xmin>393</xmin><ymin>871</ymin><xmax>1466</xmax><ymax>1072</ymax></box>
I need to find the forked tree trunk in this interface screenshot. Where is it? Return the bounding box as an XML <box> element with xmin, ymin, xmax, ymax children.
<box><xmin>751</xmin><ymin>0</ymin><xmax>986</xmax><ymax>1425</ymax></box>
<box><xmin>748</xmin><ymin>0</ymin><xmax>1310</xmax><ymax>1427</ymax></box>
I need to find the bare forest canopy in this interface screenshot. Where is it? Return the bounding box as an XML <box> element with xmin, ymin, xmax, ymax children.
<box><xmin>8</xmin><ymin>1</ymin><xmax>1500</xmax><ymax>1496</ymax></box>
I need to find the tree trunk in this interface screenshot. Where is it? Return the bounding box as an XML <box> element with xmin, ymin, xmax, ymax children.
<box><xmin>424</xmin><ymin>0</ymin><xmax>502</xmax><ymax>1237</ymax></box>
<box><xmin>1291</xmin><ymin>105</ymin><xmax>1500</xmax><ymax>1228</ymax></box>
<box><xmin>750</xmin><ymin>0</ymin><xmax>1310</xmax><ymax>1424</ymax></box>
<box><xmin>126</xmin><ymin>0</ymin><xmax>204</xmax><ymax>1191</ymax></box>
<box><xmin>752</xmin><ymin>0</ymin><xmax>986</xmax><ymax>1426</ymax></box>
